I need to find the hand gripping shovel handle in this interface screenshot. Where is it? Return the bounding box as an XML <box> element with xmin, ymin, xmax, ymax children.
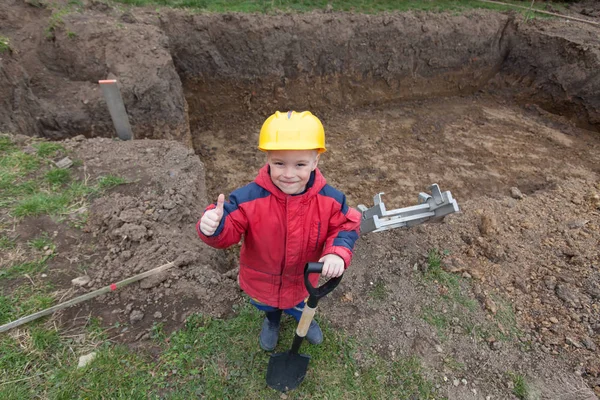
<box><xmin>293</xmin><ymin>262</ymin><xmax>343</xmax><ymax>349</ymax></box>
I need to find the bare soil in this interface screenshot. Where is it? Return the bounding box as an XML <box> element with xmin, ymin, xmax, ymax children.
<box><xmin>2</xmin><ymin>0</ymin><xmax>600</xmax><ymax>399</ymax></box>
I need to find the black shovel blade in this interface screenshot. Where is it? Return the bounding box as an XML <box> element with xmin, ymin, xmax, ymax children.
<box><xmin>266</xmin><ymin>351</ymin><xmax>311</xmax><ymax>392</ymax></box>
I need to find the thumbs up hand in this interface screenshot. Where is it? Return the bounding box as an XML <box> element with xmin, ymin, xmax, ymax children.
<box><xmin>200</xmin><ymin>194</ymin><xmax>225</xmax><ymax>236</ymax></box>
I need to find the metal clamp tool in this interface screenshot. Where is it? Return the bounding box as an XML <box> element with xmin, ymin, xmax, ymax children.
<box><xmin>357</xmin><ymin>184</ymin><xmax>459</xmax><ymax>234</ymax></box>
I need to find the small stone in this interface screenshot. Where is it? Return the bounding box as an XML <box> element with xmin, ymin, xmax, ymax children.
<box><xmin>461</xmin><ymin>378</ymin><xmax>468</xmax><ymax>385</ymax></box>
<box><xmin>435</xmin><ymin>345</ymin><xmax>443</xmax><ymax>353</ymax></box>
<box><xmin>354</xmin><ymin>371</ymin><xmax>359</xmax><ymax>377</ymax></box>
<box><xmin>510</xmin><ymin>187</ymin><xmax>524</xmax><ymax>199</ymax></box>
<box><xmin>77</xmin><ymin>352</ymin><xmax>96</xmax><ymax>368</ymax></box>
<box><xmin>341</xmin><ymin>292</ymin><xmax>353</xmax><ymax>302</ymax></box>
<box><xmin>549</xmin><ymin>317</ymin><xmax>559</xmax><ymax>324</ymax></box>
<box><xmin>41</xmin><ymin>274</ymin><xmax>47</xmax><ymax>278</ymax></box>
<box><xmin>153</xmin><ymin>311</ymin><xmax>163</xmax><ymax>319</ymax></box>
<box><xmin>567</xmin><ymin>220</ymin><xmax>589</xmax><ymax>229</ymax></box>
<box><xmin>582</xmin><ymin>337</ymin><xmax>597</xmax><ymax>351</ymax></box>
<box><xmin>490</xmin><ymin>341</ymin><xmax>503</xmax><ymax>351</ymax></box>
<box><xmin>71</xmin><ymin>275</ymin><xmax>91</xmax><ymax>286</ymax></box>
<box><xmin>130</xmin><ymin>309</ymin><xmax>145</xmax><ymax>324</ymax></box>
<box><xmin>485</xmin><ymin>297</ymin><xmax>498</xmax><ymax>314</ymax></box>
<box><xmin>566</xmin><ymin>336</ymin><xmax>583</xmax><ymax>348</ymax></box>
<box><xmin>55</xmin><ymin>157</ymin><xmax>73</xmax><ymax>169</ymax></box>
<box><xmin>453</xmin><ymin>378</ymin><xmax>460</xmax><ymax>387</ymax></box>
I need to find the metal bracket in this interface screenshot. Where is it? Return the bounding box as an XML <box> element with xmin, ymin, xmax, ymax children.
<box><xmin>357</xmin><ymin>184</ymin><xmax>459</xmax><ymax>234</ymax></box>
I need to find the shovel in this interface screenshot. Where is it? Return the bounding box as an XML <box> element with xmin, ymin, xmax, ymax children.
<box><xmin>266</xmin><ymin>262</ymin><xmax>343</xmax><ymax>392</ymax></box>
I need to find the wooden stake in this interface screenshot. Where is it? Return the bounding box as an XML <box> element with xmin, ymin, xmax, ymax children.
<box><xmin>477</xmin><ymin>0</ymin><xmax>600</xmax><ymax>27</ymax></box>
<box><xmin>0</xmin><ymin>261</ymin><xmax>175</xmax><ymax>333</ymax></box>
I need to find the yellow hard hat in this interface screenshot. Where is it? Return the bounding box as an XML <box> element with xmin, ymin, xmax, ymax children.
<box><xmin>258</xmin><ymin>111</ymin><xmax>326</xmax><ymax>153</ymax></box>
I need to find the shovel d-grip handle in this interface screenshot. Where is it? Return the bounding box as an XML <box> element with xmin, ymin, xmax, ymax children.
<box><xmin>293</xmin><ymin>262</ymin><xmax>343</xmax><ymax>345</ymax></box>
<box><xmin>304</xmin><ymin>262</ymin><xmax>343</xmax><ymax>308</ymax></box>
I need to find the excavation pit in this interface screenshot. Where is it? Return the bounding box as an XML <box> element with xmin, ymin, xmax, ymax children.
<box><xmin>1</xmin><ymin>2</ymin><xmax>600</xmax><ymax>398</ymax></box>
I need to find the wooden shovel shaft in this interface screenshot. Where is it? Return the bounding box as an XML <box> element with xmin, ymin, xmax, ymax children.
<box><xmin>0</xmin><ymin>261</ymin><xmax>174</xmax><ymax>333</ymax></box>
<box><xmin>296</xmin><ymin>305</ymin><xmax>316</xmax><ymax>337</ymax></box>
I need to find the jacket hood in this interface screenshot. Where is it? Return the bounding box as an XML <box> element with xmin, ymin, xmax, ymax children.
<box><xmin>255</xmin><ymin>164</ymin><xmax>326</xmax><ymax>201</ymax></box>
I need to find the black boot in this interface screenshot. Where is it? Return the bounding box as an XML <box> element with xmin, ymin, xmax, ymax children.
<box><xmin>259</xmin><ymin>310</ymin><xmax>282</xmax><ymax>351</ymax></box>
<box><xmin>306</xmin><ymin>320</ymin><xmax>323</xmax><ymax>345</ymax></box>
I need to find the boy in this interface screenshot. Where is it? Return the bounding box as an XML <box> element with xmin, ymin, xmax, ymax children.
<box><xmin>197</xmin><ymin>110</ymin><xmax>361</xmax><ymax>351</ymax></box>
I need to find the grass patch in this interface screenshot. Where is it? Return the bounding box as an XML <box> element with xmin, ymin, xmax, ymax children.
<box><xmin>420</xmin><ymin>249</ymin><xmax>518</xmax><ymax>343</ymax></box>
<box><xmin>109</xmin><ymin>0</ymin><xmax>563</xmax><ymax>15</ymax></box>
<box><xmin>423</xmin><ymin>249</ymin><xmax>478</xmax><ymax>311</ymax></box>
<box><xmin>0</xmin><ymin>136</ymin><xmax>126</xmax><ymax>219</ymax></box>
<box><xmin>0</xmin><ymin>36</ymin><xmax>10</xmax><ymax>54</ymax></box>
<box><xmin>97</xmin><ymin>174</ymin><xmax>128</xmax><ymax>190</ymax></box>
<box><xmin>27</xmin><ymin>233</ymin><xmax>54</xmax><ymax>251</ymax></box>
<box><xmin>0</xmin><ymin>151</ymin><xmax>40</xmax><ymax>174</ymax></box>
<box><xmin>12</xmin><ymin>192</ymin><xmax>71</xmax><ymax>218</ymax></box>
<box><xmin>45</xmin><ymin>168</ymin><xmax>71</xmax><ymax>186</ymax></box>
<box><xmin>0</xmin><ymin>136</ymin><xmax>16</xmax><ymax>152</ymax></box>
<box><xmin>0</xmin><ymin>260</ymin><xmax>48</xmax><ymax>280</ymax></box>
<box><xmin>422</xmin><ymin>306</ymin><xmax>450</xmax><ymax>339</ymax></box>
<box><xmin>32</xmin><ymin>142</ymin><xmax>65</xmax><ymax>158</ymax></box>
<box><xmin>490</xmin><ymin>293</ymin><xmax>521</xmax><ymax>340</ymax></box>
<box><xmin>508</xmin><ymin>372</ymin><xmax>537</xmax><ymax>400</ymax></box>
<box><xmin>0</xmin><ymin>234</ymin><xmax>17</xmax><ymax>250</ymax></box>
<box><xmin>0</xmin><ymin>283</ymin><xmax>55</xmax><ymax>324</ymax></box>
<box><xmin>369</xmin><ymin>280</ymin><xmax>387</xmax><ymax>300</ymax></box>
<box><xmin>0</xmin><ymin>305</ymin><xmax>440</xmax><ymax>399</ymax></box>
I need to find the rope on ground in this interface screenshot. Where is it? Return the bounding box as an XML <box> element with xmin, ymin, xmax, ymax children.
<box><xmin>0</xmin><ymin>261</ymin><xmax>175</xmax><ymax>333</ymax></box>
<box><xmin>477</xmin><ymin>0</ymin><xmax>600</xmax><ymax>27</ymax></box>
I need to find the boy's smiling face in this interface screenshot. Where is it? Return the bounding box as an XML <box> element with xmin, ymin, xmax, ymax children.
<box><xmin>267</xmin><ymin>150</ymin><xmax>320</xmax><ymax>195</ymax></box>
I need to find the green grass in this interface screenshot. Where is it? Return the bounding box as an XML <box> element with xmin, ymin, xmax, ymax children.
<box><xmin>0</xmin><ymin>234</ymin><xmax>17</xmax><ymax>250</ymax></box>
<box><xmin>508</xmin><ymin>372</ymin><xmax>537</xmax><ymax>400</ymax></box>
<box><xmin>369</xmin><ymin>280</ymin><xmax>387</xmax><ymax>300</ymax></box>
<box><xmin>12</xmin><ymin>193</ymin><xmax>71</xmax><ymax>217</ymax></box>
<box><xmin>0</xmin><ymin>36</ymin><xmax>10</xmax><ymax>54</ymax></box>
<box><xmin>97</xmin><ymin>174</ymin><xmax>128</xmax><ymax>189</ymax></box>
<box><xmin>423</xmin><ymin>249</ymin><xmax>478</xmax><ymax>311</ymax></box>
<box><xmin>27</xmin><ymin>233</ymin><xmax>54</xmax><ymax>251</ymax></box>
<box><xmin>0</xmin><ymin>136</ymin><xmax>126</xmax><ymax>218</ymax></box>
<box><xmin>420</xmin><ymin>249</ymin><xmax>518</xmax><ymax>343</ymax></box>
<box><xmin>32</xmin><ymin>142</ymin><xmax>65</xmax><ymax>158</ymax></box>
<box><xmin>0</xmin><ymin>151</ymin><xmax>40</xmax><ymax>174</ymax></box>
<box><xmin>0</xmin><ymin>283</ymin><xmax>55</xmax><ymax>324</ymax></box>
<box><xmin>45</xmin><ymin>168</ymin><xmax>71</xmax><ymax>186</ymax></box>
<box><xmin>109</xmin><ymin>0</ymin><xmax>563</xmax><ymax>15</ymax></box>
<box><xmin>0</xmin><ymin>260</ymin><xmax>48</xmax><ymax>280</ymax></box>
<box><xmin>0</xmin><ymin>305</ymin><xmax>440</xmax><ymax>399</ymax></box>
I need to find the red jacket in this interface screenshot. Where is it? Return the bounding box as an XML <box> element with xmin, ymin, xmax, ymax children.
<box><xmin>197</xmin><ymin>164</ymin><xmax>361</xmax><ymax>309</ymax></box>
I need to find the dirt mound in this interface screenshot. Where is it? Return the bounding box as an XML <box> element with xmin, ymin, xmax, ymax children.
<box><xmin>57</xmin><ymin>137</ymin><xmax>240</xmax><ymax>339</ymax></box>
<box><xmin>321</xmin><ymin>177</ymin><xmax>599</xmax><ymax>400</ymax></box>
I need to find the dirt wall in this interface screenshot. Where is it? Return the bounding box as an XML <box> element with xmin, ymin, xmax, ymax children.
<box><xmin>494</xmin><ymin>19</ymin><xmax>600</xmax><ymax>131</ymax></box>
<box><xmin>0</xmin><ymin>0</ymin><xmax>192</xmax><ymax>144</ymax></box>
<box><xmin>162</xmin><ymin>11</ymin><xmax>513</xmax><ymax>130</ymax></box>
<box><xmin>1</xmin><ymin>1</ymin><xmax>599</xmax><ymax>140</ymax></box>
